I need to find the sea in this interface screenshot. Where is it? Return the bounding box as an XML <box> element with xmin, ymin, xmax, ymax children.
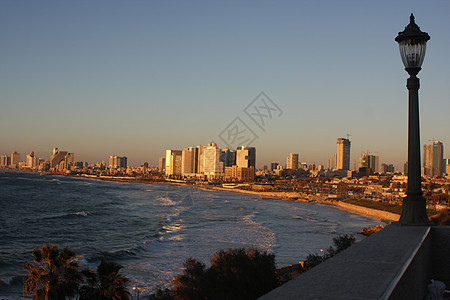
<box><xmin>0</xmin><ymin>170</ymin><xmax>381</xmax><ymax>298</ymax></box>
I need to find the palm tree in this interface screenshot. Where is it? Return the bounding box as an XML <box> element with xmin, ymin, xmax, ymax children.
<box><xmin>97</xmin><ymin>259</ymin><xmax>131</xmax><ymax>300</ymax></box>
<box><xmin>79</xmin><ymin>269</ymin><xmax>101</xmax><ymax>300</ymax></box>
<box><xmin>23</xmin><ymin>244</ymin><xmax>83</xmax><ymax>300</ymax></box>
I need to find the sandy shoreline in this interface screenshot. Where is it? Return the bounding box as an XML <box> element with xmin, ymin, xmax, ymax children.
<box><xmin>203</xmin><ymin>186</ymin><xmax>399</xmax><ymax>223</ymax></box>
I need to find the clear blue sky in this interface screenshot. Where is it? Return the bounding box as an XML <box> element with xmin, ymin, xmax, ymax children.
<box><xmin>1</xmin><ymin>1</ymin><xmax>449</xmax><ymax>170</ymax></box>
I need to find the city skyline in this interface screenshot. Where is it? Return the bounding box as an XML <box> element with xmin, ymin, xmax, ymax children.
<box><xmin>1</xmin><ymin>1</ymin><xmax>450</xmax><ymax>170</ymax></box>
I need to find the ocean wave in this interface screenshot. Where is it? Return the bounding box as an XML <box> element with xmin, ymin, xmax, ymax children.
<box><xmin>241</xmin><ymin>213</ymin><xmax>276</xmax><ymax>249</ymax></box>
<box><xmin>292</xmin><ymin>214</ymin><xmax>323</xmax><ymax>226</ymax></box>
<box><xmin>85</xmin><ymin>249</ymin><xmax>138</xmax><ymax>263</ymax></box>
<box><xmin>0</xmin><ymin>275</ymin><xmax>23</xmax><ymax>286</ymax></box>
<box><xmin>42</xmin><ymin>211</ymin><xmax>91</xmax><ymax>220</ymax></box>
<box><xmin>51</xmin><ymin>178</ymin><xmax>62</xmax><ymax>184</ymax></box>
<box><xmin>155</xmin><ymin>196</ymin><xmax>178</xmax><ymax>206</ymax></box>
<box><xmin>73</xmin><ymin>211</ymin><xmax>90</xmax><ymax>217</ymax></box>
<box><xmin>163</xmin><ymin>210</ymin><xmax>182</xmax><ymax>222</ymax></box>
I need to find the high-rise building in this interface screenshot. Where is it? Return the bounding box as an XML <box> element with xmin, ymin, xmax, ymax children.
<box><xmin>109</xmin><ymin>156</ymin><xmax>114</xmax><ymax>168</ymax></box>
<box><xmin>336</xmin><ymin>138</ymin><xmax>351</xmax><ymax>170</ymax></box>
<box><xmin>286</xmin><ymin>153</ymin><xmax>299</xmax><ymax>170</ymax></box>
<box><xmin>220</xmin><ymin>148</ymin><xmax>235</xmax><ymax>170</ymax></box>
<box><xmin>359</xmin><ymin>153</ymin><xmax>379</xmax><ymax>174</ymax></box>
<box><xmin>270</xmin><ymin>162</ymin><xmax>279</xmax><ymax>171</ymax></box>
<box><xmin>50</xmin><ymin>148</ymin><xmax>69</xmax><ymax>168</ymax></box>
<box><xmin>181</xmin><ymin>147</ymin><xmax>199</xmax><ymax>176</ymax></box>
<box><xmin>11</xmin><ymin>152</ymin><xmax>20</xmax><ymax>167</ymax></box>
<box><xmin>331</xmin><ymin>153</ymin><xmax>337</xmax><ymax>170</ymax></box>
<box><xmin>165</xmin><ymin>150</ymin><xmax>182</xmax><ymax>176</ymax></box>
<box><xmin>159</xmin><ymin>157</ymin><xmax>166</xmax><ymax>172</ymax></box>
<box><xmin>109</xmin><ymin>155</ymin><xmax>127</xmax><ymax>168</ymax></box>
<box><xmin>369</xmin><ymin>155</ymin><xmax>379</xmax><ymax>174</ymax></box>
<box><xmin>118</xmin><ymin>156</ymin><xmax>127</xmax><ymax>168</ymax></box>
<box><xmin>0</xmin><ymin>155</ymin><xmax>10</xmax><ymax>167</ymax></box>
<box><xmin>423</xmin><ymin>141</ymin><xmax>444</xmax><ymax>177</ymax></box>
<box><xmin>199</xmin><ymin>142</ymin><xmax>223</xmax><ymax>179</ymax></box>
<box><xmin>26</xmin><ymin>151</ymin><xmax>38</xmax><ymax>169</ymax></box>
<box><xmin>381</xmin><ymin>163</ymin><xmax>395</xmax><ymax>173</ymax></box>
<box><xmin>236</xmin><ymin>146</ymin><xmax>256</xmax><ymax>168</ymax></box>
<box><xmin>445</xmin><ymin>158</ymin><xmax>450</xmax><ymax>175</ymax></box>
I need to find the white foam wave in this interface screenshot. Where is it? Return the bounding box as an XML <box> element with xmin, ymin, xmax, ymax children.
<box><xmin>241</xmin><ymin>212</ymin><xmax>276</xmax><ymax>249</ymax></box>
<box><xmin>73</xmin><ymin>211</ymin><xmax>90</xmax><ymax>217</ymax></box>
<box><xmin>292</xmin><ymin>214</ymin><xmax>323</xmax><ymax>226</ymax></box>
<box><xmin>155</xmin><ymin>196</ymin><xmax>178</xmax><ymax>206</ymax></box>
<box><xmin>0</xmin><ymin>277</ymin><xmax>13</xmax><ymax>285</ymax></box>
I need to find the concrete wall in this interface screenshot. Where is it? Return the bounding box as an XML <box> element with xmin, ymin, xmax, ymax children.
<box><xmin>388</xmin><ymin>227</ymin><xmax>432</xmax><ymax>299</ymax></box>
<box><xmin>260</xmin><ymin>225</ymin><xmax>434</xmax><ymax>300</ymax></box>
<box><xmin>431</xmin><ymin>226</ymin><xmax>450</xmax><ymax>285</ymax></box>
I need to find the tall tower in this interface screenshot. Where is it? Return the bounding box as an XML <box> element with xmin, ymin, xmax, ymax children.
<box><xmin>165</xmin><ymin>150</ymin><xmax>182</xmax><ymax>176</ymax></box>
<box><xmin>199</xmin><ymin>142</ymin><xmax>224</xmax><ymax>179</ymax></box>
<box><xmin>11</xmin><ymin>151</ymin><xmax>20</xmax><ymax>167</ymax></box>
<box><xmin>158</xmin><ymin>157</ymin><xmax>166</xmax><ymax>172</ymax></box>
<box><xmin>182</xmin><ymin>147</ymin><xmax>199</xmax><ymax>175</ymax></box>
<box><xmin>286</xmin><ymin>153</ymin><xmax>299</xmax><ymax>170</ymax></box>
<box><xmin>423</xmin><ymin>141</ymin><xmax>444</xmax><ymax>176</ymax></box>
<box><xmin>336</xmin><ymin>138</ymin><xmax>351</xmax><ymax>170</ymax></box>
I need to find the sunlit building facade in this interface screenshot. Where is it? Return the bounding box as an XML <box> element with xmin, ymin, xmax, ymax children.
<box><xmin>0</xmin><ymin>155</ymin><xmax>10</xmax><ymax>167</ymax></box>
<box><xmin>286</xmin><ymin>153</ymin><xmax>299</xmax><ymax>170</ymax></box>
<box><xmin>159</xmin><ymin>157</ymin><xmax>166</xmax><ymax>173</ymax></box>
<box><xmin>26</xmin><ymin>151</ymin><xmax>38</xmax><ymax>169</ymax></box>
<box><xmin>359</xmin><ymin>153</ymin><xmax>379</xmax><ymax>174</ymax></box>
<box><xmin>199</xmin><ymin>142</ymin><xmax>223</xmax><ymax>179</ymax></box>
<box><xmin>236</xmin><ymin>146</ymin><xmax>256</xmax><ymax>169</ymax></box>
<box><xmin>181</xmin><ymin>147</ymin><xmax>199</xmax><ymax>176</ymax></box>
<box><xmin>11</xmin><ymin>152</ymin><xmax>20</xmax><ymax>167</ymax></box>
<box><xmin>336</xmin><ymin>138</ymin><xmax>351</xmax><ymax>170</ymax></box>
<box><xmin>224</xmin><ymin>165</ymin><xmax>255</xmax><ymax>182</ymax></box>
<box><xmin>109</xmin><ymin>155</ymin><xmax>127</xmax><ymax>169</ymax></box>
<box><xmin>165</xmin><ymin>150</ymin><xmax>182</xmax><ymax>176</ymax></box>
<box><xmin>423</xmin><ymin>141</ymin><xmax>444</xmax><ymax>177</ymax></box>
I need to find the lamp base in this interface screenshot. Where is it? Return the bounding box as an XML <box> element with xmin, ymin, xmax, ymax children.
<box><xmin>399</xmin><ymin>193</ymin><xmax>430</xmax><ymax>225</ymax></box>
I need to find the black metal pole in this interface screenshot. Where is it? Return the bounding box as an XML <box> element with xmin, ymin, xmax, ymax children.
<box><xmin>399</xmin><ymin>71</ymin><xmax>430</xmax><ymax>225</ymax></box>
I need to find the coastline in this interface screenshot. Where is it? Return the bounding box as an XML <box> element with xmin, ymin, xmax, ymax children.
<box><xmin>203</xmin><ymin>186</ymin><xmax>399</xmax><ymax>223</ymax></box>
<box><xmin>1</xmin><ymin>169</ymin><xmax>397</xmax><ymax>223</ymax></box>
<box><xmin>74</xmin><ymin>173</ymin><xmax>399</xmax><ymax>224</ymax></box>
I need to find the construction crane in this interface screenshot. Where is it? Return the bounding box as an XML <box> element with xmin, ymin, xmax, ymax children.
<box><xmin>346</xmin><ymin>133</ymin><xmax>352</xmax><ymax>140</ymax></box>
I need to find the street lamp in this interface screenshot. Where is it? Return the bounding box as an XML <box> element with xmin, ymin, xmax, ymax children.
<box><xmin>133</xmin><ymin>286</ymin><xmax>140</xmax><ymax>300</ymax></box>
<box><xmin>395</xmin><ymin>13</ymin><xmax>430</xmax><ymax>225</ymax></box>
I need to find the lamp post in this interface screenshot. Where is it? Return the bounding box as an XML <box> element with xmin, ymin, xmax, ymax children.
<box><xmin>133</xmin><ymin>286</ymin><xmax>140</xmax><ymax>300</ymax></box>
<box><xmin>395</xmin><ymin>13</ymin><xmax>430</xmax><ymax>225</ymax></box>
